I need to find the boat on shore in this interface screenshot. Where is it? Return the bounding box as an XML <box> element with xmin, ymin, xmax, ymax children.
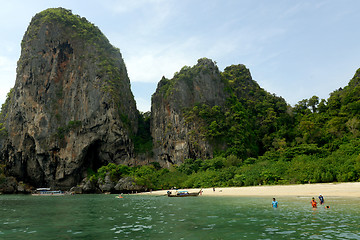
<box><xmin>32</xmin><ymin>188</ymin><xmax>65</xmax><ymax>196</ymax></box>
<box><xmin>167</xmin><ymin>190</ymin><xmax>201</xmax><ymax>197</ymax></box>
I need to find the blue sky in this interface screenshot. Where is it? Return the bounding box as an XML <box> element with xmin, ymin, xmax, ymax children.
<box><xmin>0</xmin><ymin>0</ymin><xmax>359</xmax><ymax>112</ymax></box>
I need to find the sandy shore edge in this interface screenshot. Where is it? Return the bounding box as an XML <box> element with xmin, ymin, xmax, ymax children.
<box><xmin>139</xmin><ymin>182</ymin><xmax>360</xmax><ymax>198</ymax></box>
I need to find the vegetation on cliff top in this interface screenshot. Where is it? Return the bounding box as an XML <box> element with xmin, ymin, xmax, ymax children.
<box><xmin>24</xmin><ymin>8</ymin><xmax>113</xmax><ymax>50</ymax></box>
<box><xmin>157</xmin><ymin>58</ymin><xmax>220</xmax><ymax>99</ymax></box>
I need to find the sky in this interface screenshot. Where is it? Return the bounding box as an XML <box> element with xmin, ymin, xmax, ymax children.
<box><xmin>1</xmin><ymin>0</ymin><xmax>360</xmax><ymax>112</ymax></box>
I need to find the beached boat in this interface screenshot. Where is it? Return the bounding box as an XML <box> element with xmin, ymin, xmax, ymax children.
<box><xmin>167</xmin><ymin>190</ymin><xmax>200</xmax><ymax>197</ymax></box>
<box><xmin>32</xmin><ymin>188</ymin><xmax>65</xmax><ymax>196</ymax></box>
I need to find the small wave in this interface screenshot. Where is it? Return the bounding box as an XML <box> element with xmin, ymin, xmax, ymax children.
<box><xmin>112</xmin><ymin>224</ymin><xmax>153</xmax><ymax>232</ymax></box>
<box><xmin>276</xmin><ymin>230</ymin><xmax>296</xmax><ymax>235</ymax></box>
<box><xmin>265</xmin><ymin>228</ymin><xmax>279</xmax><ymax>232</ymax></box>
<box><xmin>202</xmin><ymin>223</ymin><xmax>216</xmax><ymax>230</ymax></box>
<box><xmin>337</xmin><ymin>232</ymin><xmax>360</xmax><ymax>239</ymax></box>
<box><xmin>137</xmin><ymin>216</ymin><xmax>152</xmax><ymax>221</ymax></box>
<box><xmin>286</xmin><ymin>222</ymin><xmax>300</xmax><ymax>226</ymax></box>
<box><xmin>3</xmin><ymin>220</ymin><xmax>19</xmax><ymax>225</ymax></box>
<box><xmin>120</xmin><ymin>225</ymin><xmax>133</xmax><ymax>229</ymax></box>
<box><xmin>131</xmin><ymin>227</ymin><xmax>143</xmax><ymax>231</ymax></box>
<box><xmin>320</xmin><ymin>229</ymin><xmax>338</xmax><ymax>234</ymax></box>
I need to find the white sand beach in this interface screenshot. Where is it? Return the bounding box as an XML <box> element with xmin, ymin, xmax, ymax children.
<box><xmin>141</xmin><ymin>182</ymin><xmax>360</xmax><ymax>198</ymax></box>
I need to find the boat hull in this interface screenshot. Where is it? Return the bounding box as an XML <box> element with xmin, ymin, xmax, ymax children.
<box><xmin>167</xmin><ymin>191</ymin><xmax>200</xmax><ymax>197</ymax></box>
<box><xmin>31</xmin><ymin>193</ymin><xmax>65</xmax><ymax>196</ymax></box>
<box><xmin>32</xmin><ymin>188</ymin><xmax>65</xmax><ymax>196</ymax></box>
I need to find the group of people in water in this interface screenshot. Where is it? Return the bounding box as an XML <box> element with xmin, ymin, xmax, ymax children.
<box><xmin>311</xmin><ymin>194</ymin><xmax>330</xmax><ymax>208</ymax></box>
<box><xmin>272</xmin><ymin>194</ymin><xmax>330</xmax><ymax>209</ymax></box>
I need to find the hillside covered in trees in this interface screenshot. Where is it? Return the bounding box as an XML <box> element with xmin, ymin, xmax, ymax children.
<box><xmin>86</xmin><ymin>61</ymin><xmax>360</xmax><ymax>191</ymax></box>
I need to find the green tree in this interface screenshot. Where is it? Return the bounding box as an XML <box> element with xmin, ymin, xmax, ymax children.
<box><xmin>308</xmin><ymin>95</ymin><xmax>319</xmax><ymax>113</ymax></box>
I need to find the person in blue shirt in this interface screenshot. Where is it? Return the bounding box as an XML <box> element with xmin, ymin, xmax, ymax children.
<box><xmin>272</xmin><ymin>198</ymin><xmax>278</xmax><ymax>208</ymax></box>
<box><xmin>318</xmin><ymin>194</ymin><xmax>324</xmax><ymax>205</ymax></box>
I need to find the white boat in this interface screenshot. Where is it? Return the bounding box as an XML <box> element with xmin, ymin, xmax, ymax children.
<box><xmin>32</xmin><ymin>188</ymin><xmax>65</xmax><ymax>196</ymax></box>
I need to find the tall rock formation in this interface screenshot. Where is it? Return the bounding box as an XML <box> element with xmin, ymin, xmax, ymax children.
<box><xmin>151</xmin><ymin>58</ymin><xmax>226</xmax><ymax>166</ymax></box>
<box><xmin>151</xmin><ymin>59</ymin><xmax>290</xmax><ymax>166</ymax></box>
<box><xmin>0</xmin><ymin>8</ymin><xmax>138</xmax><ymax>188</ymax></box>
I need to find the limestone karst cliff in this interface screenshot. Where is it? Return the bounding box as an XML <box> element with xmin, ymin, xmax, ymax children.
<box><xmin>0</xmin><ymin>8</ymin><xmax>138</xmax><ymax>188</ymax></box>
<box><xmin>151</xmin><ymin>59</ymin><xmax>290</xmax><ymax>166</ymax></box>
<box><xmin>151</xmin><ymin>58</ymin><xmax>226</xmax><ymax>166</ymax></box>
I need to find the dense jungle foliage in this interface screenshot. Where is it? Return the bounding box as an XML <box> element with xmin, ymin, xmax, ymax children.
<box><xmin>90</xmin><ymin>66</ymin><xmax>360</xmax><ymax>189</ymax></box>
<box><xmin>183</xmin><ymin>64</ymin><xmax>291</xmax><ymax>159</ymax></box>
<box><xmin>133</xmin><ymin>111</ymin><xmax>153</xmax><ymax>154</ymax></box>
<box><xmin>91</xmin><ymin>137</ymin><xmax>360</xmax><ymax>189</ymax></box>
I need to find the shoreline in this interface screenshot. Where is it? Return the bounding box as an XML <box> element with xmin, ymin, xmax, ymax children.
<box><xmin>140</xmin><ymin>182</ymin><xmax>360</xmax><ymax>198</ymax></box>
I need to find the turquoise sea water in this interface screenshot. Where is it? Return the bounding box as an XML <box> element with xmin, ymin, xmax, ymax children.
<box><xmin>0</xmin><ymin>194</ymin><xmax>359</xmax><ymax>239</ymax></box>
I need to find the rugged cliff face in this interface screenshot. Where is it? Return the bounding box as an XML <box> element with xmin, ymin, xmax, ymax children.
<box><xmin>151</xmin><ymin>59</ymin><xmax>290</xmax><ymax>166</ymax></box>
<box><xmin>151</xmin><ymin>58</ymin><xmax>226</xmax><ymax>166</ymax></box>
<box><xmin>1</xmin><ymin>8</ymin><xmax>138</xmax><ymax>188</ymax></box>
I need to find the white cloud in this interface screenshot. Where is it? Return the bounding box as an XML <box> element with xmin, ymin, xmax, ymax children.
<box><xmin>104</xmin><ymin>0</ymin><xmax>173</xmax><ymax>39</ymax></box>
<box><xmin>102</xmin><ymin>0</ymin><xmax>170</xmax><ymax>16</ymax></box>
<box><xmin>124</xmin><ymin>37</ymin><xmax>202</xmax><ymax>83</ymax></box>
<box><xmin>103</xmin><ymin>0</ymin><xmax>162</xmax><ymax>14</ymax></box>
<box><xmin>108</xmin><ymin>1</ymin><xmax>143</xmax><ymax>13</ymax></box>
<box><xmin>126</xmin><ymin>51</ymin><xmax>194</xmax><ymax>83</ymax></box>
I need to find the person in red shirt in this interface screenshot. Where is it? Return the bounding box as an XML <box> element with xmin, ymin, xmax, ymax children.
<box><xmin>311</xmin><ymin>197</ymin><xmax>317</xmax><ymax>208</ymax></box>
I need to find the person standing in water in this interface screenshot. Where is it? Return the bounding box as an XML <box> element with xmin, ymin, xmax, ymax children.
<box><xmin>311</xmin><ymin>197</ymin><xmax>317</xmax><ymax>208</ymax></box>
<box><xmin>318</xmin><ymin>194</ymin><xmax>324</xmax><ymax>205</ymax></box>
<box><xmin>272</xmin><ymin>198</ymin><xmax>278</xmax><ymax>208</ymax></box>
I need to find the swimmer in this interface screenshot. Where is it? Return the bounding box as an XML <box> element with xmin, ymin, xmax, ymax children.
<box><xmin>272</xmin><ymin>198</ymin><xmax>278</xmax><ymax>208</ymax></box>
<box><xmin>318</xmin><ymin>194</ymin><xmax>324</xmax><ymax>205</ymax></box>
<box><xmin>311</xmin><ymin>197</ymin><xmax>317</xmax><ymax>208</ymax></box>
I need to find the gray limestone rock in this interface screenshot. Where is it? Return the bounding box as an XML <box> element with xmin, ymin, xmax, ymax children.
<box><xmin>81</xmin><ymin>179</ymin><xmax>98</xmax><ymax>193</ymax></box>
<box><xmin>98</xmin><ymin>174</ymin><xmax>115</xmax><ymax>192</ymax></box>
<box><xmin>0</xmin><ymin>176</ymin><xmax>18</xmax><ymax>193</ymax></box>
<box><xmin>151</xmin><ymin>58</ymin><xmax>226</xmax><ymax>166</ymax></box>
<box><xmin>69</xmin><ymin>186</ymin><xmax>83</xmax><ymax>194</ymax></box>
<box><xmin>114</xmin><ymin>177</ymin><xmax>143</xmax><ymax>192</ymax></box>
<box><xmin>0</xmin><ymin>8</ymin><xmax>138</xmax><ymax>189</ymax></box>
